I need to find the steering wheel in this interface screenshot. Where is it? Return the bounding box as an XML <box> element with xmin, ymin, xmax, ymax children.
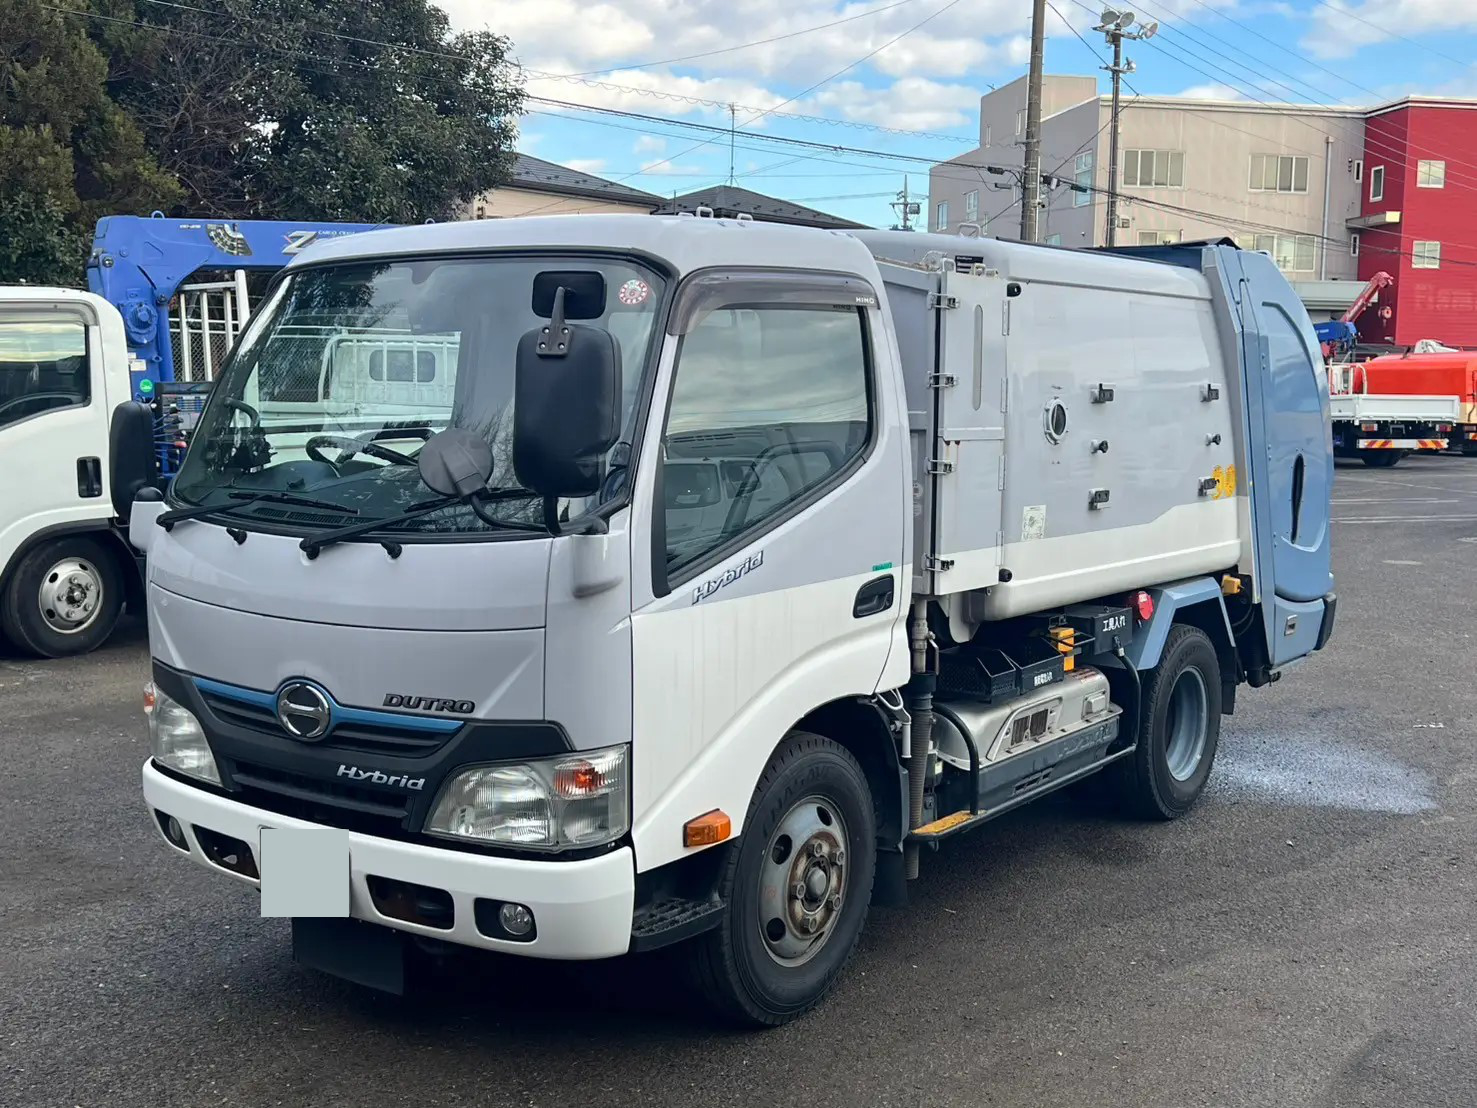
<box><xmin>221</xmin><ymin>397</ymin><xmax>261</xmax><ymax>428</ymax></box>
<box><xmin>0</xmin><ymin>393</ymin><xmax>81</xmax><ymax>421</ymax></box>
<box><xmin>305</xmin><ymin>427</ymin><xmax>431</xmax><ymax>468</ymax></box>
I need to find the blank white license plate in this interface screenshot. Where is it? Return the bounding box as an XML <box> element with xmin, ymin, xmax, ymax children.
<box><xmin>259</xmin><ymin>827</ymin><xmax>350</xmax><ymax>918</ymax></box>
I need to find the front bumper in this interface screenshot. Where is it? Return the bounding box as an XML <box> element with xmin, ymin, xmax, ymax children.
<box><xmin>143</xmin><ymin>760</ymin><xmax>635</xmax><ymax>960</ymax></box>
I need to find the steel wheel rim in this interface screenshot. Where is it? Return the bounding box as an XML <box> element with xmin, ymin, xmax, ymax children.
<box><xmin>757</xmin><ymin>794</ymin><xmax>849</xmax><ymax>967</ymax></box>
<box><xmin>1165</xmin><ymin>667</ymin><xmax>1209</xmax><ymax>781</ymax></box>
<box><xmin>37</xmin><ymin>558</ymin><xmax>105</xmax><ymax>635</ymax></box>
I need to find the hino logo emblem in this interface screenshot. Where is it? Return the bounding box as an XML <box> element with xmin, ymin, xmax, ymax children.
<box><xmin>276</xmin><ymin>681</ymin><xmax>331</xmax><ymax>740</ymax></box>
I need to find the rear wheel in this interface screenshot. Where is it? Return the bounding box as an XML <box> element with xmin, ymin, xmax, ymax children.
<box><xmin>1360</xmin><ymin>450</ymin><xmax>1406</xmax><ymax>468</ymax></box>
<box><xmin>1102</xmin><ymin>625</ymin><xmax>1222</xmax><ymax>820</ymax></box>
<box><xmin>685</xmin><ymin>731</ymin><xmax>875</xmax><ymax>1026</ymax></box>
<box><xmin>1</xmin><ymin>536</ymin><xmax>124</xmax><ymax>658</ymax></box>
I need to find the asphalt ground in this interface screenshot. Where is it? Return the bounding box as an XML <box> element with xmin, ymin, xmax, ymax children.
<box><xmin>2</xmin><ymin>456</ymin><xmax>1474</xmax><ymax>1108</ymax></box>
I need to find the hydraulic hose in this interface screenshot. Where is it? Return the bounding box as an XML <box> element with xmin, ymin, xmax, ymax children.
<box><xmin>905</xmin><ymin>677</ymin><xmax>934</xmax><ymax>880</ymax></box>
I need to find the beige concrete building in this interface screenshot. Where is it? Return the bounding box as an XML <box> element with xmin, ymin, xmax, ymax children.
<box><xmin>931</xmin><ymin>76</ymin><xmax>1366</xmax><ymax>286</ymax></box>
<box><xmin>470</xmin><ymin>154</ymin><xmax>662</xmax><ymax>218</ymax></box>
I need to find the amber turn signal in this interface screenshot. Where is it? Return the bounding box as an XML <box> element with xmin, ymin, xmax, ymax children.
<box><xmin>683</xmin><ymin>809</ymin><xmax>732</xmax><ymax>848</ymax></box>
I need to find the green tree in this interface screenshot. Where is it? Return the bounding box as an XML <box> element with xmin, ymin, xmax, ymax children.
<box><xmin>0</xmin><ymin>0</ymin><xmax>180</xmax><ymax>283</ymax></box>
<box><xmin>98</xmin><ymin>0</ymin><xmax>524</xmax><ymax>223</ymax></box>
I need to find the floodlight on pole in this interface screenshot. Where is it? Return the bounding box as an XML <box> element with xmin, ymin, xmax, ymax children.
<box><xmin>1116</xmin><ymin>10</ymin><xmax>1135</xmax><ymax>28</ymax></box>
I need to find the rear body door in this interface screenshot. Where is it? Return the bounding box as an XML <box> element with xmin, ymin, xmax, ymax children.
<box><xmin>1235</xmin><ymin>252</ymin><xmax>1334</xmax><ymax>664</ymax></box>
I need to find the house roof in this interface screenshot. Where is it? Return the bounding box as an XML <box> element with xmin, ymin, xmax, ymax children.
<box><xmin>657</xmin><ymin>186</ymin><xmax>867</xmax><ymax>229</ymax></box>
<box><xmin>506</xmin><ymin>154</ymin><xmax>662</xmax><ymax>206</ymax></box>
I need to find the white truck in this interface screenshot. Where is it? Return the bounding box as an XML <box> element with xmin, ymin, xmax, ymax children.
<box><xmin>127</xmin><ymin>216</ymin><xmax>1337</xmax><ymax>1025</ymax></box>
<box><xmin>1326</xmin><ymin>362</ymin><xmax>1461</xmax><ymax>467</ymax></box>
<box><xmin>0</xmin><ymin>288</ymin><xmax>152</xmax><ymax>656</ymax></box>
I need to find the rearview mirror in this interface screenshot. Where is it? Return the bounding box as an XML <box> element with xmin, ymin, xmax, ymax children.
<box><xmin>532</xmin><ymin>271</ymin><xmax>606</xmax><ymax>320</ymax></box>
<box><xmin>513</xmin><ymin>290</ymin><xmax>621</xmax><ymax>499</ymax></box>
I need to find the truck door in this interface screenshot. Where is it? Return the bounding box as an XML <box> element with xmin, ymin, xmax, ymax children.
<box><xmin>0</xmin><ymin>299</ymin><xmax>113</xmax><ymax>573</ymax></box>
<box><xmin>1237</xmin><ymin>254</ymin><xmax>1334</xmax><ymax>664</ymax></box>
<box><xmin>626</xmin><ymin>272</ymin><xmax>910</xmax><ymax>869</ymax></box>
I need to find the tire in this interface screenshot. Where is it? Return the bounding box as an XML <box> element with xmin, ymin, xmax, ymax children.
<box><xmin>1103</xmin><ymin>625</ymin><xmax>1222</xmax><ymax>821</ymax></box>
<box><xmin>685</xmin><ymin>731</ymin><xmax>876</xmax><ymax>1027</ymax></box>
<box><xmin>1</xmin><ymin>535</ymin><xmax>125</xmax><ymax>658</ymax></box>
<box><xmin>1360</xmin><ymin>450</ymin><xmax>1406</xmax><ymax>468</ymax></box>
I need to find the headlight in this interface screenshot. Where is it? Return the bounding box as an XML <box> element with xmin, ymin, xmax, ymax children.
<box><xmin>427</xmin><ymin>745</ymin><xmax>629</xmax><ymax>850</ymax></box>
<box><xmin>145</xmin><ymin>681</ymin><xmax>221</xmax><ymax>785</ymax></box>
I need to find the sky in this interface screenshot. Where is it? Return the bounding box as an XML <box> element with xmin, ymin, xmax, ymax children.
<box><xmin>436</xmin><ymin>0</ymin><xmax>1477</xmax><ymax>228</ymax></box>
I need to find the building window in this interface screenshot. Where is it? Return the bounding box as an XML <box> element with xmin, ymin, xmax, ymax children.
<box><xmin>1073</xmin><ymin>152</ymin><xmax>1093</xmax><ymax>207</ymax></box>
<box><xmin>935</xmin><ymin>201</ymin><xmax>948</xmax><ymax>231</ymax></box>
<box><xmin>1253</xmin><ymin>233</ymin><xmax>1316</xmax><ymax>273</ymax></box>
<box><xmin>983</xmin><ymin>124</ymin><xmax>992</xmax><ymax>148</ymax></box>
<box><xmin>662</xmin><ymin>306</ymin><xmax>871</xmax><ymax>576</ymax></box>
<box><xmin>1349</xmin><ymin>233</ymin><xmax>1360</xmax><ymax>258</ymax></box>
<box><xmin>1045</xmin><ymin>233</ymin><xmax>1062</xmax><ymax>246</ymax></box>
<box><xmin>1417</xmin><ymin>160</ymin><xmax>1446</xmax><ymax>188</ymax></box>
<box><xmin>1352</xmin><ymin>159</ymin><xmax>1363</xmax><ymax>182</ymax></box>
<box><xmin>1016</xmin><ymin>108</ymin><xmax>1026</xmax><ymax>136</ymax></box>
<box><xmin>1370</xmin><ymin>165</ymin><xmax>1384</xmax><ymax>202</ymax></box>
<box><xmin>1137</xmin><ymin>230</ymin><xmax>1181</xmax><ymax>245</ymax></box>
<box><xmin>1123</xmin><ymin>149</ymin><xmax>1184</xmax><ymax>188</ymax></box>
<box><xmin>964</xmin><ymin>190</ymin><xmax>979</xmax><ymax>222</ymax></box>
<box><xmin>1412</xmin><ymin>241</ymin><xmax>1441</xmax><ymax>269</ymax></box>
<box><xmin>1249</xmin><ymin>153</ymin><xmax>1310</xmax><ymax>193</ymax></box>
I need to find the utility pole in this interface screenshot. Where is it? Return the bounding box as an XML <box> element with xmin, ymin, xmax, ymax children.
<box><xmin>1095</xmin><ymin>9</ymin><xmax>1157</xmax><ymax>247</ymax></box>
<box><xmin>1020</xmin><ymin>0</ymin><xmax>1047</xmax><ymax>243</ymax></box>
<box><xmin>727</xmin><ymin>104</ymin><xmax>737</xmax><ymax>186</ymax></box>
<box><xmin>892</xmin><ymin>177</ymin><xmax>920</xmax><ymax>231</ymax></box>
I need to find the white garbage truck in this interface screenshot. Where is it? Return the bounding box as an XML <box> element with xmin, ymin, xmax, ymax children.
<box><xmin>126</xmin><ymin>216</ymin><xmax>1337</xmax><ymax>1025</ymax></box>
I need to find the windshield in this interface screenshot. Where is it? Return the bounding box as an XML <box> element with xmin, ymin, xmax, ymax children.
<box><xmin>172</xmin><ymin>255</ymin><xmax>665</xmax><ymax>535</ymax></box>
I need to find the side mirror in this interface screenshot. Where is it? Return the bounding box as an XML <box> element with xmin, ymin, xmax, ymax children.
<box><xmin>513</xmin><ymin>289</ymin><xmax>621</xmax><ymax>499</ymax></box>
<box><xmin>109</xmin><ymin>401</ymin><xmax>159</xmax><ymax>519</ymax></box>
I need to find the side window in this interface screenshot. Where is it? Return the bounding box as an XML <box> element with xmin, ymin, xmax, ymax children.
<box><xmin>0</xmin><ymin>318</ymin><xmax>89</xmax><ymax>429</ymax></box>
<box><xmin>661</xmin><ymin>305</ymin><xmax>871</xmax><ymax>577</ymax></box>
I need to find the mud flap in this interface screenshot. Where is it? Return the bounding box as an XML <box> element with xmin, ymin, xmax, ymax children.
<box><xmin>292</xmin><ymin>917</ymin><xmax>407</xmax><ymax>994</ymax></box>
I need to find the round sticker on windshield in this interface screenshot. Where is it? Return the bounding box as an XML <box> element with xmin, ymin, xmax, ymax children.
<box><xmin>617</xmin><ymin>278</ymin><xmax>650</xmax><ymax>306</ymax></box>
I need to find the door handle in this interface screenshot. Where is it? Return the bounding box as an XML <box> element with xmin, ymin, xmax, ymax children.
<box><xmin>76</xmin><ymin>457</ymin><xmax>102</xmax><ymax>498</ymax></box>
<box><xmin>853</xmin><ymin>575</ymin><xmax>895</xmax><ymax>618</ymax></box>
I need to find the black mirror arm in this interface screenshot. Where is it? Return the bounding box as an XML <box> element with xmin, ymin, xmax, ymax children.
<box><xmin>523</xmin><ymin>493</ymin><xmax>607</xmax><ymax>537</ymax></box>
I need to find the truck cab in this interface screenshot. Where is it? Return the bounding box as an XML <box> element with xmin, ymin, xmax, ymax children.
<box><xmin>129</xmin><ymin>216</ymin><xmax>1336</xmax><ymax>1025</ymax></box>
<box><xmin>0</xmin><ymin>288</ymin><xmax>141</xmax><ymax>655</ymax></box>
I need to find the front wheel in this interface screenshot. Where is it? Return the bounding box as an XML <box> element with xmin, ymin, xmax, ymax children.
<box><xmin>1103</xmin><ymin>624</ymin><xmax>1222</xmax><ymax>820</ymax></box>
<box><xmin>685</xmin><ymin>732</ymin><xmax>876</xmax><ymax>1026</ymax></box>
<box><xmin>1</xmin><ymin>535</ymin><xmax>125</xmax><ymax>658</ymax></box>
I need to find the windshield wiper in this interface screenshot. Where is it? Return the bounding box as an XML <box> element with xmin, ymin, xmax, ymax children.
<box><xmin>158</xmin><ymin>490</ymin><xmax>360</xmax><ymax>531</ymax></box>
<box><xmin>300</xmin><ymin>487</ymin><xmax>542</xmax><ymax>559</ymax></box>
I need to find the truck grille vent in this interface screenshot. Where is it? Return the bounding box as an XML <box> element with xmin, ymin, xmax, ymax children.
<box><xmin>229</xmin><ymin>761</ymin><xmax>411</xmax><ymax>838</ymax></box>
<box><xmin>200</xmin><ymin>691</ymin><xmax>453</xmax><ymax>758</ymax></box>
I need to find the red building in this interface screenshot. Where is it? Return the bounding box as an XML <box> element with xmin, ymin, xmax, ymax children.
<box><xmin>1355</xmin><ymin>98</ymin><xmax>1477</xmax><ymax>346</ymax></box>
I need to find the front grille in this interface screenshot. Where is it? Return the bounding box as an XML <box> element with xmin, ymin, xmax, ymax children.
<box><xmin>200</xmin><ymin>691</ymin><xmax>452</xmax><ymax>758</ymax></box>
<box><xmin>231</xmin><ymin>761</ymin><xmax>411</xmax><ymax>838</ymax></box>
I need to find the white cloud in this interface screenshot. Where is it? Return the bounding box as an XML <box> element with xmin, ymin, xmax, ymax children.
<box><xmin>633</xmin><ymin>134</ymin><xmax>666</xmax><ymax>153</ymax></box>
<box><xmin>807</xmin><ymin>77</ymin><xmax>984</xmax><ymax>132</ymax></box>
<box><xmin>1301</xmin><ymin>0</ymin><xmax>1477</xmax><ymax>59</ymax></box>
<box><xmin>564</xmin><ymin>158</ymin><xmax>608</xmax><ymax>173</ymax></box>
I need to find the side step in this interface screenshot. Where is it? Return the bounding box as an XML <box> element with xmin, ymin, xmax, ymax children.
<box><xmin>910</xmin><ymin>722</ymin><xmax>1132</xmax><ymax>844</ymax></box>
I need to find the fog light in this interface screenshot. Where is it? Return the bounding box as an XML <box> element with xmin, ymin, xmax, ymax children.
<box><xmin>499</xmin><ymin>903</ymin><xmax>534</xmax><ymax>937</ymax></box>
<box><xmin>155</xmin><ymin>810</ymin><xmax>189</xmax><ymax>850</ymax></box>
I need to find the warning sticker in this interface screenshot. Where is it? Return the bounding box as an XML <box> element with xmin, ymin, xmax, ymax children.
<box><xmin>1022</xmin><ymin>504</ymin><xmax>1046</xmax><ymax>541</ymax></box>
<box><xmin>617</xmin><ymin>278</ymin><xmax>650</xmax><ymax>306</ymax></box>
